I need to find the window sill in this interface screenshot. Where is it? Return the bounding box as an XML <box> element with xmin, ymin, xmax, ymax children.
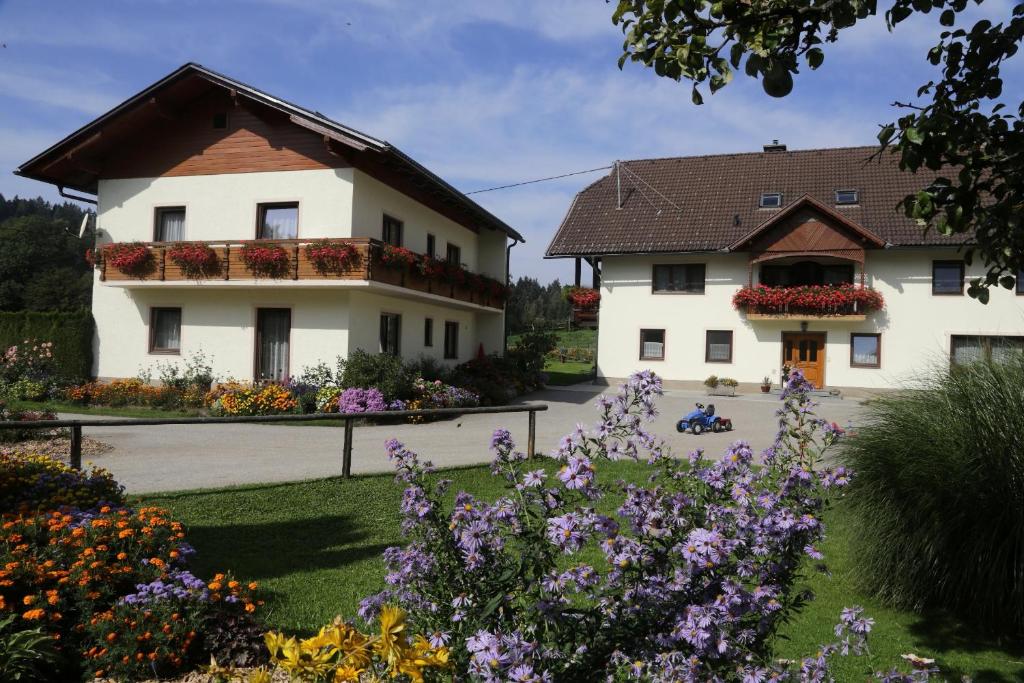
<box><xmin>149</xmin><ymin>349</ymin><xmax>181</xmax><ymax>355</ymax></box>
<box><xmin>651</xmin><ymin>290</ymin><xmax>706</xmax><ymax>295</ymax></box>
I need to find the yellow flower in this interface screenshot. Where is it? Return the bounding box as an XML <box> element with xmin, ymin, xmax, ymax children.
<box><xmin>246</xmin><ymin>667</ymin><xmax>272</xmax><ymax>683</ymax></box>
<box><xmin>373</xmin><ymin>605</ymin><xmax>408</xmax><ymax>674</ymax></box>
<box><xmin>333</xmin><ymin>663</ymin><xmax>363</xmax><ymax>682</ymax></box>
<box><xmin>264</xmin><ymin>630</ymin><xmax>288</xmax><ymax>659</ymax></box>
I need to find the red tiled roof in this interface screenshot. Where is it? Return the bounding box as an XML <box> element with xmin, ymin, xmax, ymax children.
<box><xmin>546</xmin><ymin>145</ymin><xmax>959</xmax><ymax>257</ymax></box>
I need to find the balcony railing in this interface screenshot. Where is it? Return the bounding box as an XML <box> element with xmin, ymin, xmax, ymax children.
<box><xmin>732</xmin><ymin>284</ymin><xmax>884</xmax><ymax>321</ymax></box>
<box><xmin>98</xmin><ymin>238</ymin><xmax>507</xmax><ymax>310</ymax></box>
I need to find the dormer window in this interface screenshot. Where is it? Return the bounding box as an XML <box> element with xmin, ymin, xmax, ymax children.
<box><xmin>759</xmin><ymin>192</ymin><xmax>783</xmax><ymax>209</ymax></box>
<box><xmin>836</xmin><ymin>189</ymin><xmax>858</xmax><ymax>205</ymax></box>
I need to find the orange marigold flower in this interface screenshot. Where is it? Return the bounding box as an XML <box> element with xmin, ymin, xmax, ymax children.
<box><xmin>248</xmin><ymin>581</ymin><xmax>258</xmax><ymax>590</ymax></box>
<box><xmin>22</xmin><ymin>609</ymin><xmax>45</xmax><ymax>620</ymax></box>
<box><xmin>23</xmin><ymin>595</ymin><xmax>36</xmax><ymax>605</ymax></box>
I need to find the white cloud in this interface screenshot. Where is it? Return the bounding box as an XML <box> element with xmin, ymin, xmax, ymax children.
<box><xmin>0</xmin><ymin>66</ymin><xmax>120</xmax><ymax>115</ymax></box>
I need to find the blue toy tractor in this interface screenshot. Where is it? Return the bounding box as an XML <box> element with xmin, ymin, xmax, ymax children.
<box><xmin>676</xmin><ymin>402</ymin><xmax>733</xmax><ymax>435</ymax></box>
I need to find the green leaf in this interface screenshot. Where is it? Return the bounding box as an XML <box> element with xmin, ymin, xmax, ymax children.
<box><xmin>730</xmin><ymin>43</ymin><xmax>744</xmax><ymax>69</ymax></box>
<box><xmin>762</xmin><ymin>66</ymin><xmax>794</xmax><ymax>98</ymax></box>
<box><xmin>940</xmin><ymin>9</ymin><xmax>956</xmax><ymax>25</ymax></box>
<box><xmin>480</xmin><ymin>592</ymin><xmax>505</xmax><ymax>618</ymax></box>
<box><xmin>878</xmin><ymin>124</ymin><xmax>896</xmax><ymax>145</ymax></box>
<box><xmin>807</xmin><ymin>48</ymin><xmax>824</xmax><ymax>69</ymax></box>
<box><xmin>998</xmin><ymin>275</ymin><xmax>1015</xmax><ymax>290</ymax></box>
<box><xmin>691</xmin><ymin>87</ymin><xmax>704</xmax><ymax>105</ymax></box>
<box><xmin>904</xmin><ymin>127</ymin><xmax>924</xmax><ymax>145</ymax></box>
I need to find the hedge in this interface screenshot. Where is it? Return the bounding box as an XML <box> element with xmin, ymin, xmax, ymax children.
<box><xmin>0</xmin><ymin>310</ymin><xmax>94</xmax><ymax>380</ymax></box>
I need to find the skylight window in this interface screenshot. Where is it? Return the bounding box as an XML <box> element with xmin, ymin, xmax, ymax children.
<box><xmin>759</xmin><ymin>192</ymin><xmax>783</xmax><ymax>209</ymax></box>
<box><xmin>836</xmin><ymin>189</ymin><xmax>859</xmax><ymax>205</ymax></box>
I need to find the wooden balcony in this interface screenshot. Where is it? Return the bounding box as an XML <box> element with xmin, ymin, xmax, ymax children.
<box><xmin>572</xmin><ymin>307</ymin><xmax>598</xmax><ymax>327</ymax></box>
<box><xmin>99</xmin><ymin>238</ymin><xmax>506</xmax><ymax>310</ymax></box>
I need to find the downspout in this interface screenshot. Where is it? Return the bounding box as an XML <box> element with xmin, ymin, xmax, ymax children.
<box><xmin>502</xmin><ymin>237</ymin><xmax>519</xmax><ymax>356</ymax></box>
<box><xmin>58</xmin><ymin>185</ymin><xmax>98</xmax><ymax>206</ymax></box>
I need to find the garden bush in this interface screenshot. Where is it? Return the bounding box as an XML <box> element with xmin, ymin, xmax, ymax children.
<box><xmin>356</xmin><ymin>370</ymin><xmax>857</xmax><ymax>680</ymax></box>
<box><xmin>340</xmin><ymin>349</ymin><xmax>415</xmax><ymax>402</ymax></box>
<box><xmin>0</xmin><ymin>452</ymin><xmax>123</xmax><ymax>513</ymax></box>
<box><xmin>0</xmin><ymin>311</ymin><xmax>93</xmax><ymax>382</ymax></box>
<box><xmin>0</xmin><ymin>402</ymin><xmax>58</xmax><ymax>444</ymax></box>
<box><xmin>63</xmin><ymin>378</ymin><xmax>178</xmax><ymax>409</ymax></box>
<box><xmin>842</xmin><ymin>356</ymin><xmax>1024</xmax><ymax>634</ymax></box>
<box><xmin>0</xmin><ymin>612</ymin><xmax>61</xmax><ymax>683</ymax></box>
<box><xmin>205</xmin><ymin>382</ymin><xmax>299</xmax><ymax>416</ymax></box>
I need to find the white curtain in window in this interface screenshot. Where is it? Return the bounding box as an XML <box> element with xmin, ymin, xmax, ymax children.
<box><xmin>991</xmin><ymin>338</ymin><xmax>1024</xmax><ymax>364</ymax></box>
<box><xmin>260</xmin><ymin>206</ymin><xmax>298</xmax><ymax>239</ymax></box>
<box><xmin>158</xmin><ymin>211</ymin><xmax>185</xmax><ymax>242</ymax></box>
<box><xmin>643</xmin><ymin>341</ymin><xmax>663</xmax><ymax>358</ymax></box>
<box><xmin>259</xmin><ymin>310</ymin><xmax>290</xmax><ymax>381</ymax></box>
<box><xmin>153</xmin><ymin>310</ymin><xmax>181</xmax><ymax>350</ymax></box>
<box><xmin>951</xmin><ymin>336</ymin><xmax>983</xmax><ymax>365</ymax></box>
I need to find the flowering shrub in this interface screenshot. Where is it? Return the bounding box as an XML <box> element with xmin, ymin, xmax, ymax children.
<box><xmin>443</xmin><ymin>260</ymin><xmax>467</xmax><ymax>286</ymax></box>
<box><xmin>0</xmin><ymin>453</ymin><xmax>123</xmax><ymax>513</ymax></box>
<box><xmin>0</xmin><ymin>401</ymin><xmax>58</xmax><ymax>444</ymax></box>
<box><xmin>733</xmin><ymin>283</ymin><xmax>885</xmax><ymax>316</ymax></box>
<box><xmin>412</xmin><ymin>377</ymin><xmax>480</xmax><ymax>409</ymax></box>
<box><xmin>305</xmin><ymin>240</ymin><xmax>359</xmax><ymax>275</ymax></box>
<box><xmin>359</xmin><ymin>370</ymin><xmax>855</xmax><ymax>680</ymax></box>
<box><xmin>62</xmin><ymin>379</ymin><xmax>176</xmax><ymax>408</ymax></box>
<box><xmin>206</xmin><ymin>383</ymin><xmax>298</xmax><ymax>416</ymax></box>
<box><xmin>166</xmin><ymin>243</ymin><xmax>220</xmax><ymax>279</ymax></box>
<box><xmin>102</xmin><ymin>242</ymin><xmax>154</xmax><ymax>277</ymax></box>
<box><xmin>261</xmin><ymin>605</ymin><xmax>450</xmax><ymax>682</ymax></box>
<box><xmin>240</xmin><ymin>243</ymin><xmax>291</xmax><ymax>278</ymax></box>
<box><xmin>378</xmin><ymin>244</ymin><xmax>419</xmax><ymax>271</ymax></box>
<box><xmin>337</xmin><ymin>387</ymin><xmax>389</xmax><ymax>413</ymax></box>
<box><xmin>315</xmin><ymin>386</ymin><xmax>343</xmax><ymax>413</ymax></box>
<box><xmin>566</xmin><ymin>286</ymin><xmax>601</xmax><ymax>309</ymax></box>
<box><xmin>417</xmin><ymin>256</ymin><xmax>447</xmax><ymax>281</ymax></box>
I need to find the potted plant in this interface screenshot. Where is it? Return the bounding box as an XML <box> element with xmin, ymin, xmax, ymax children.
<box><xmin>703</xmin><ymin>375</ymin><xmax>719</xmax><ymax>390</ymax></box>
<box><xmin>305</xmin><ymin>239</ymin><xmax>358</xmax><ymax>275</ymax></box>
<box><xmin>102</xmin><ymin>242</ymin><xmax>155</xmax><ymax>277</ymax></box>
<box><xmin>240</xmin><ymin>242</ymin><xmax>291</xmax><ymax>278</ymax></box>
<box><xmin>761</xmin><ymin>376</ymin><xmax>772</xmax><ymax>393</ymax></box>
<box><xmin>166</xmin><ymin>242</ymin><xmax>220</xmax><ymax>279</ymax></box>
<box><xmin>706</xmin><ymin>375</ymin><xmax>738</xmax><ymax>397</ymax></box>
<box><xmin>378</xmin><ymin>244</ymin><xmax>418</xmax><ymax>271</ymax></box>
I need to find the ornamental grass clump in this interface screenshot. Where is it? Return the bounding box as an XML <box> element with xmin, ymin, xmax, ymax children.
<box><xmin>842</xmin><ymin>355</ymin><xmax>1024</xmax><ymax>634</ymax></box>
<box><xmin>359</xmin><ymin>369</ymin><xmax>863</xmax><ymax>681</ymax></box>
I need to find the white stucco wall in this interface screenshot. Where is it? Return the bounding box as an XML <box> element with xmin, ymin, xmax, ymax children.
<box><xmin>97</xmin><ymin>168</ymin><xmax>356</xmax><ymax>243</ymax></box>
<box><xmin>92</xmin><ymin>167</ymin><xmax>510</xmax><ymax>379</ymax></box>
<box><xmin>596</xmin><ymin>250</ymin><xmax>1024</xmax><ymax>389</ymax></box>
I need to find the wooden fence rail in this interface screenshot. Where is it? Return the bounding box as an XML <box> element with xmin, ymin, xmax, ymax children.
<box><xmin>0</xmin><ymin>404</ymin><xmax>549</xmax><ymax>477</ymax></box>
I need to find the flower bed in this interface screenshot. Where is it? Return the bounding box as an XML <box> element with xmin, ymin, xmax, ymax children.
<box><xmin>0</xmin><ymin>456</ymin><xmax>264</xmax><ymax>681</ymax></box>
<box><xmin>733</xmin><ymin>283</ymin><xmax>884</xmax><ymax>316</ymax></box>
<box><xmin>102</xmin><ymin>242</ymin><xmax>154</xmax><ymax>277</ymax></box>
<box><xmin>166</xmin><ymin>243</ymin><xmax>220</xmax><ymax>279</ymax></box>
<box><xmin>413</xmin><ymin>377</ymin><xmax>479</xmax><ymax>409</ymax></box>
<box><xmin>205</xmin><ymin>382</ymin><xmax>298</xmax><ymax>416</ymax></box>
<box><xmin>240</xmin><ymin>243</ymin><xmax>291</xmax><ymax>279</ymax></box>
<box><xmin>305</xmin><ymin>239</ymin><xmax>359</xmax><ymax>275</ymax></box>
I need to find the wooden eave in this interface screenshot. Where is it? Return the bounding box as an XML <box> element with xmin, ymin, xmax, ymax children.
<box><xmin>729</xmin><ymin>194</ymin><xmax>888</xmax><ymax>252</ymax></box>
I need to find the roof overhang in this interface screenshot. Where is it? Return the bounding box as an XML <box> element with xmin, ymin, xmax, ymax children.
<box><xmin>15</xmin><ymin>63</ymin><xmax>523</xmax><ymax>243</ymax></box>
<box><xmin>729</xmin><ymin>194</ymin><xmax>887</xmax><ymax>252</ymax></box>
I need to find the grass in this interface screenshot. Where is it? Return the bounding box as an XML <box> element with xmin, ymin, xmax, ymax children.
<box><xmin>140</xmin><ymin>462</ymin><xmax>1024</xmax><ymax>680</ymax></box>
<box><xmin>544</xmin><ymin>360</ymin><xmax>594</xmax><ymax>386</ymax></box>
<box><xmin>10</xmin><ymin>399</ymin><xmax>200</xmax><ymax>419</ymax></box>
<box><xmin>508</xmin><ymin>328</ymin><xmax>597</xmax><ymax>350</ymax></box>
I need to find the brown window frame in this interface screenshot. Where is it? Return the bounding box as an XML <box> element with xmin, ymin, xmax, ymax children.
<box><xmin>932</xmin><ymin>260</ymin><xmax>965</xmax><ymax>296</ymax></box>
<box><xmin>380</xmin><ymin>312</ymin><xmax>402</xmax><ymax>356</ymax></box>
<box><xmin>850</xmin><ymin>332</ymin><xmax>882</xmax><ymax>369</ymax></box>
<box><xmin>153</xmin><ymin>206</ymin><xmax>186</xmax><ymax>242</ymax></box>
<box><xmin>950</xmin><ymin>334</ymin><xmax>1024</xmax><ymax>365</ymax></box>
<box><xmin>149</xmin><ymin>307</ymin><xmax>182</xmax><ymax>355</ymax></box>
<box><xmin>443</xmin><ymin>321</ymin><xmax>459</xmax><ymax>360</ymax></box>
<box><xmin>382</xmin><ymin>214</ymin><xmax>404</xmax><ymax>247</ymax></box>
<box><xmin>256</xmin><ymin>202</ymin><xmax>299</xmax><ymax>240</ymax></box>
<box><xmin>426</xmin><ymin>234</ymin><xmax>436</xmax><ymax>258</ymax></box>
<box><xmin>652</xmin><ymin>264</ymin><xmax>706</xmax><ymax>294</ymax></box>
<box><xmin>424</xmin><ymin>317</ymin><xmax>434</xmax><ymax>348</ymax></box>
<box><xmin>639</xmin><ymin>328</ymin><xmax>666</xmax><ymax>361</ymax></box>
<box><xmin>446</xmin><ymin>243</ymin><xmax>462</xmax><ymax>266</ymax></box>
<box><xmin>705</xmin><ymin>330</ymin><xmax>733</xmax><ymax>364</ymax></box>
<box><xmin>1017</xmin><ymin>269</ymin><xmax>1024</xmax><ymax>296</ymax></box>
<box><xmin>254</xmin><ymin>308</ymin><xmax>292</xmax><ymax>383</ymax></box>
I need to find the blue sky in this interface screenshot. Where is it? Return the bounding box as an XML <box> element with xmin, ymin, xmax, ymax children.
<box><xmin>1</xmin><ymin>0</ymin><xmax>1019</xmax><ymax>282</ymax></box>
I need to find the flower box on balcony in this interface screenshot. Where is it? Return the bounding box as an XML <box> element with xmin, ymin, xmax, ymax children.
<box><xmin>102</xmin><ymin>242</ymin><xmax>155</xmax><ymax>279</ymax></box>
<box><xmin>566</xmin><ymin>287</ymin><xmax>600</xmax><ymax>310</ymax></box>
<box><xmin>166</xmin><ymin>243</ymin><xmax>221</xmax><ymax>280</ymax></box>
<box><xmin>733</xmin><ymin>284</ymin><xmax>883</xmax><ymax>320</ymax></box>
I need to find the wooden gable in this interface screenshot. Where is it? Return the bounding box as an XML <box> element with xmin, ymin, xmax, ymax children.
<box><xmin>731</xmin><ymin>195</ymin><xmax>886</xmax><ymax>264</ymax></box>
<box><xmin>100</xmin><ymin>90</ymin><xmax>344</xmax><ymax>180</ymax></box>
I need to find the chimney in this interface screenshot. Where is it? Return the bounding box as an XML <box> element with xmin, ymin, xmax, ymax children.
<box><xmin>763</xmin><ymin>139</ymin><xmax>787</xmax><ymax>153</ymax></box>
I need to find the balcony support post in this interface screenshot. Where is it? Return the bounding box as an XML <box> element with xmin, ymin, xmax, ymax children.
<box><xmin>223</xmin><ymin>246</ymin><xmax>231</xmax><ymax>280</ymax></box>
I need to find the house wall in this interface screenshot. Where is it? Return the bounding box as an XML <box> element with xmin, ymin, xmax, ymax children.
<box><xmin>596</xmin><ymin>249</ymin><xmax>1024</xmax><ymax>389</ymax></box>
<box><xmin>96</xmin><ymin>169</ymin><xmax>356</xmax><ymax>243</ymax></box>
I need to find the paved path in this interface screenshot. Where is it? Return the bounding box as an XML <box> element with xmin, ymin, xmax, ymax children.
<box><xmin>62</xmin><ymin>384</ymin><xmax>865</xmax><ymax>494</ymax></box>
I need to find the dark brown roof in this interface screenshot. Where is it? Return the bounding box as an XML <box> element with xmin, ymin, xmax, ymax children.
<box><xmin>546</xmin><ymin>145</ymin><xmax>957</xmax><ymax>257</ymax></box>
<box><xmin>16</xmin><ymin>63</ymin><xmax>523</xmax><ymax>243</ymax></box>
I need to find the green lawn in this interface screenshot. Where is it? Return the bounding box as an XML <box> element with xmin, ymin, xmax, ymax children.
<box><xmin>544</xmin><ymin>360</ymin><xmax>595</xmax><ymax>386</ymax></box>
<box><xmin>508</xmin><ymin>328</ymin><xmax>597</xmax><ymax>349</ymax></box>
<box><xmin>140</xmin><ymin>461</ymin><xmax>1024</xmax><ymax>680</ymax></box>
<box><xmin>10</xmin><ymin>399</ymin><xmax>201</xmax><ymax>419</ymax></box>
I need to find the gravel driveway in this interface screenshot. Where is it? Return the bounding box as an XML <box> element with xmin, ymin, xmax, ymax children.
<box><xmin>61</xmin><ymin>384</ymin><xmax>865</xmax><ymax>494</ymax></box>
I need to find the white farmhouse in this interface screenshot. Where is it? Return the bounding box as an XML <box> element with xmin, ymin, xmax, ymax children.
<box><xmin>17</xmin><ymin>64</ymin><xmax>521</xmax><ymax>382</ymax></box>
<box><xmin>547</xmin><ymin>144</ymin><xmax>1024</xmax><ymax>390</ymax></box>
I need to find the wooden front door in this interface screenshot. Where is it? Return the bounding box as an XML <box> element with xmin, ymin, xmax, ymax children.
<box><xmin>782</xmin><ymin>332</ymin><xmax>826</xmax><ymax>388</ymax></box>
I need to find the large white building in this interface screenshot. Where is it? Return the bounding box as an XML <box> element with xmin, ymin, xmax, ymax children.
<box><xmin>17</xmin><ymin>64</ymin><xmax>521</xmax><ymax>382</ymax></box>
<box><xmin>547</xmin><ymin>145</ymin><xmax>1024</xmax><ymax>390</ymax></box>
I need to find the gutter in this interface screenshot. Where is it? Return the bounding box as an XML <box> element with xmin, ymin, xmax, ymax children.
<box><xmin>58</xmin><ymin>186</ymin><xmax>97</xmax><ymax>206</ymax></box>
<box><xmin>502</xmin><ymin>237</ymin><xmax>520</xmax><ymax>356</ymax></box>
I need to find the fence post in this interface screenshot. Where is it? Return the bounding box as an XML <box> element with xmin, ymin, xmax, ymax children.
<box><xmin>70</xmin><ymin>425</ymin><xmax>82</xmax><ymax>470</ymax></box>
<box><xmin>342</xmin><ymin>418</ymin><xmax>354</xmax><ymax>478</ymax></box>
<box><xmin>527</xmin><ymin>409</ymin><xmax>536</xmax><ymax>458</ymax></box>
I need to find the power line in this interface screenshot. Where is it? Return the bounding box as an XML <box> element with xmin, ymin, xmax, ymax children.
<box><xmin>464</xmin><ymin>165</ymin><xmax>613</xmax><ymax>195</ymax></box>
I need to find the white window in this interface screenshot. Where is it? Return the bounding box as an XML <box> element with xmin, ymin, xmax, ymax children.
<box><xmin>155</xmin><ymin>207</ymin><xmax>185</xmax><ymax>242</ymax></box>
<box><xmin>835</xmin><ymin>189</ymin><xmax>859</xmax><ymax>205</ymax></box>
<box><xmin>257</xmin><ymin>203</ymin><xmax>298</xmax><ymax>240</ymax></box>
<box><xmin>640</xmin><ymin>329</ymin><xmax>665</xmax><ymax>361</ymax></box>
<box><xmin>150</xmin><ymin>307</ymin><xmax>181</xmax><ymax>354</ymax></box>
<box><xmin>759</xmin><ymin>192</ymin><xmax>783</xmax><ymax>208</ymax></box>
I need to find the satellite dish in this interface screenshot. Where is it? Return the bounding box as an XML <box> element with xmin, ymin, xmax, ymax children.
<box><xmin>79</xmin><ymin>214</ymin><xmax>91</xmax><ymax>238</ymax></box>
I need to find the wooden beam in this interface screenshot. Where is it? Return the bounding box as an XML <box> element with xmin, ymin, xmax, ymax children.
<box><xmin>40</xmin><ymin>132</ymin><xmax>102</xmax><ymax>172</ymax></box>
<box><xmin>148</xmin><ymin>96</ymin><xmax>180</xmax><ymax>120</ymax></box>
<box><xmin>289</xmin><ymin>114</ymin><xmax>369</xmax><ymax>152</ymax></box>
